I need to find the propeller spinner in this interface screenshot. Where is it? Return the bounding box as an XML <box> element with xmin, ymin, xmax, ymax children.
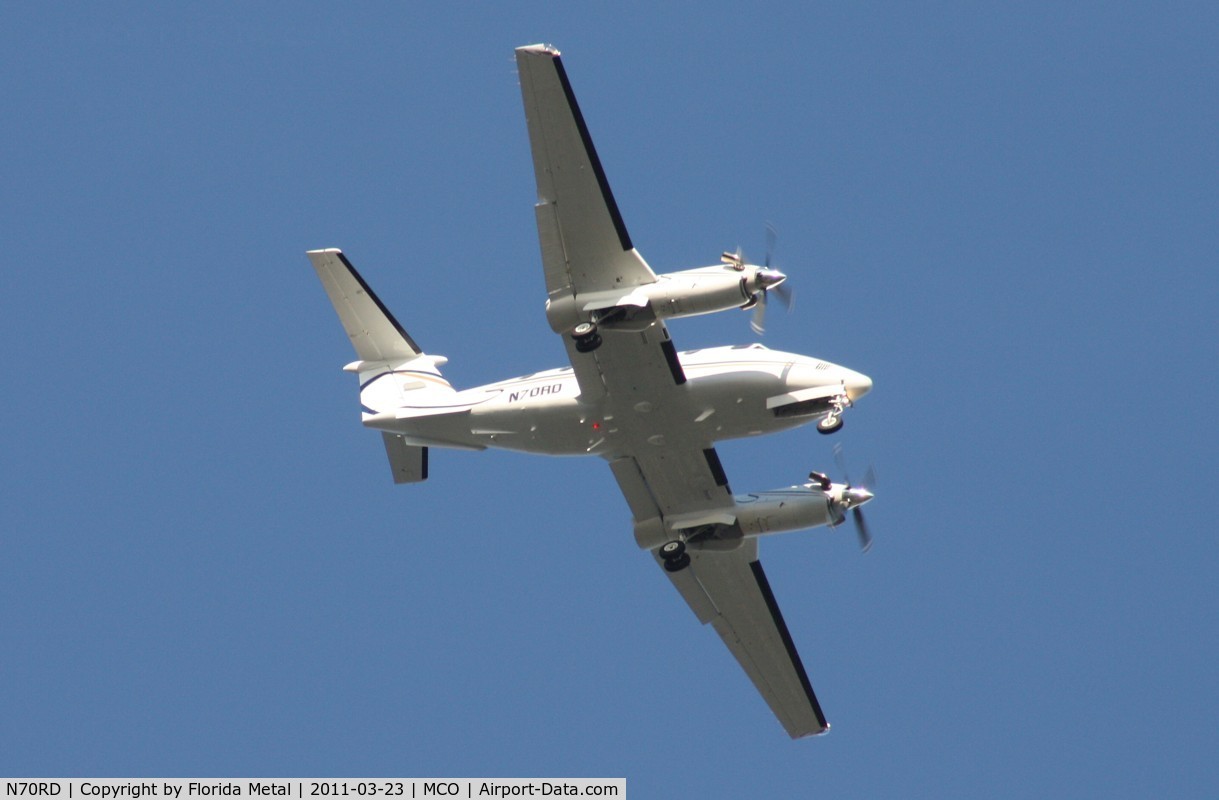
<box><xmin>748</xmin><ymin>223</ymin><xmax>794</xmax><ymax>335</ymax></box>
<box><xmin>832</xmin><ymin>443</ymin><xmax>877</xmax><ymax>552</ymax></box>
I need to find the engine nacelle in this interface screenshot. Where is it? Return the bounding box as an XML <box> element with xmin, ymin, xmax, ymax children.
<box><xmin>632</xmin><ymin>482</ymin><xmax>836</xmax><ymax>550</ymax></box>
<box><xmin>644</xmin><ymin>266</ymin><xmax>755</xmax><ymax>319</ymax></box>
<box><xmin>545</xmin><ymin>264</ymin><xmax>780</xmax><ymax>333</ymax></box>
<box><xmin>733</xmin><ymin>486</ymin><xmax>835</xmax><ymax>537</ymax></box>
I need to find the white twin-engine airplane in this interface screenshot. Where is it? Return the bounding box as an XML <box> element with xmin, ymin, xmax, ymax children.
<box><xmin>307</xmin><ymin>44</ymin><xmax>876</xmax><ymax>739</ymax></box>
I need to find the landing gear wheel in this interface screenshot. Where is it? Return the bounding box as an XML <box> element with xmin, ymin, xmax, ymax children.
<box><xmin>817</xmin><ymin>415</ymin><xmax>843</xmax><ymax>435</ymax></box>
<box><xmin>571</xmin><ymin>321</ymin><xmax>602</xmax><ymax>353</ymax></box>
<box><xmin>663</xmin><ymin>552</ymin><xmax>691</xmax><ymax>573</ymax></box>
<box><xmin>660</xmin><ymin>540</ymin><xmax>691</xmax><ymax>572</ymax></box>
<box><xmin>659</xmin><ymin>540</ymin><xmax>686</xmax><ymax>560</ymax></box>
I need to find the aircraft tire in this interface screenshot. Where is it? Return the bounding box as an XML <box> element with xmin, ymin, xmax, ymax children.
<box><xmin>659</xmin><ymin>540</ymin><xmax>686</xmax><ymax>559</ymax></box>
<box><xmin>663</xmin><ymin>552</ymin><xmax>691</xmax><ymax>572</ymax></box>
<box><xmin>574</xmin><ymin>333</ymin><xmax>602</xmax><ymax>353</ymax></box>
<box><xmin>572</xmin><ymin>322</ymin><xmax>602</xmax><ymax>353</ymax></box>
<box><xmin>817</xmin><ymin>417</ymin><xmax>843</xmax><ymax>435</ymax></box>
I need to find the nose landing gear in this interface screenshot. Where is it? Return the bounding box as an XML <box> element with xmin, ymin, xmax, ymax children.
<box><xmin>816</xmin><ymin>391</ymin><xmax>850</xmax><ymax>434</ymax></box>
<box><xmin>816</xmin><ymin>415</ymin><xmax>844</xmax><ymax>434</ymax></box>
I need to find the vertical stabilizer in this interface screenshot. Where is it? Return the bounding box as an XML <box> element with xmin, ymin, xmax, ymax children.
<box><xmin>307</xmin><ymin>248</ymin><xmax>423</xmax><ymax>362</ymax></box>
<box><xmin>307</xmin><ymin>248</ymin><xmax>457</xmax><ymax>415</ymax></box>
<box><xmin>308</xmin><ymin>249</ymin><xmax>456</xmax><ymax>483</ymax></box>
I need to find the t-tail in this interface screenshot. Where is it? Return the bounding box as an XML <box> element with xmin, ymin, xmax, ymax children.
<box><xmin>307</xmin><ymin>248</ymin><xmax>455</xmax><ymax>483</ymax></box>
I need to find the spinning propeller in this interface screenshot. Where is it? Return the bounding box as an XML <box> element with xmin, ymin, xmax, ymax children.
<box><xmin>723</xmin><ymin>223</ymin><xmax>794</xmax><ymax>335</ymax></box>
<box><xmin>833</xmin><ymin>443</ymin><xmax>876</xmax><ymax>553</ymax></box>
<box><xmin>751</xmin><ymin>223</ymin><xmax>794</xmax><ymax>335</ymax></box>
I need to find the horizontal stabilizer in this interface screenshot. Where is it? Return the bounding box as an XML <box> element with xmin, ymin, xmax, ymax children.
<box><xmin>308</xmin><ymin>249</ymin><xmax>423</xmax><ymax>363</ymax></box>
<box><xmin>382</xmin><ymin>432</ymin><xmax>428</xmax><ymax>484</ymax></box>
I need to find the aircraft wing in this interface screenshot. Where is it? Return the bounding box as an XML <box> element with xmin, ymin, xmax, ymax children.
<box><xmin>516</xmin><ymin>44</ymin><xmax>657</xmax><ymax>297</ymax></box>
<box><xmin>583</xmin><ymin>316</ymin><xmax>733</xmax><ymax>518</ymax></box>
<box><xmin>657</xmin><ymin>540</ymin><xmax>830</xmax><ymax>739</ymax></box>
<box><xmin>572</xmin><ymin>317</ymin><xmax>828</xmax><ymax>738</ymax></box>
<box><xmin>518</xmin><ymin>42</ymin><xmax>826</xmax><ymax>739</ymax></box>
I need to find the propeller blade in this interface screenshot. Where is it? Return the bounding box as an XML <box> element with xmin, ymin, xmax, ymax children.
<box><xmin>750</xmin><ymin>291</ymin><xmax>768</xmax><ymax>335</ymax></box>
<box><xmin>744</xmin><ymin>224</ymin><xmax>791</xmax><ymax>337</ymax></box>
<box><xmin>833</xmin><ymin>443</ymin><xmax>876</xmax><ymax>553</ymax></box>
<box><xmin>853</xmin><ymin>507</ymin><xmax>873</xmax><ymax>553</ymax></box>
<box><xmin>774</xmin><ymin>281</ymin><xmax>794</xmax><ymax>311</ymax></box>
<box><xmin>832</xmin><ymin>442</ymin><xmax>849</xmax><ymax>483</ymax></box>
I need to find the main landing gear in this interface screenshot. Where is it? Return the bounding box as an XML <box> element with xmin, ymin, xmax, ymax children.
<box><xmin>571</xmin><ymin>321</ymin><xmax>602</xmax><ymax>353</ymax></box>
<box><xmin>660</xmin><ymin>539</ymin><xmax>691</xmax><ymax>572</ymax></box>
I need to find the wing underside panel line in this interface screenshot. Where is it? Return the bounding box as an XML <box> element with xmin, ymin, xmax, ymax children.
<box><xmin>609</xmin><ymin>456</ymin><xmax>663</xmax><ymax>522</ymax></box>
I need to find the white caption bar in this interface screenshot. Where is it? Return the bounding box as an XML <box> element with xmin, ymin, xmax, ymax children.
<box><xmin>0</xmin><ymin>781</ymin><xmax>625</xmax><ymax>800</ymax></box>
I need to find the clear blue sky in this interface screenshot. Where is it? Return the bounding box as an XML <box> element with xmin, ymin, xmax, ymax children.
<box><xmin>2</xmin><ymin>3</ymin><xmax>1216</xmax><ymax>797</ymax></box>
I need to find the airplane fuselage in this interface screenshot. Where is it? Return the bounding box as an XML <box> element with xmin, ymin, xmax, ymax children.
<box><xmin>362</xmin><ymin>344</ymin><xmax>872</xmax><ymax>458</ymax></box>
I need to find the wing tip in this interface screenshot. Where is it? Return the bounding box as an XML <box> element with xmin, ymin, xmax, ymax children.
<box><xmin>790</xmin><ymin>721</ymin><xmax>831</xmax><ymax>740</ymax></box>
<box><xmin>517</xmin><ymin>43</ymin><xmax>561</xmax><ymax>57</ymax></box>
